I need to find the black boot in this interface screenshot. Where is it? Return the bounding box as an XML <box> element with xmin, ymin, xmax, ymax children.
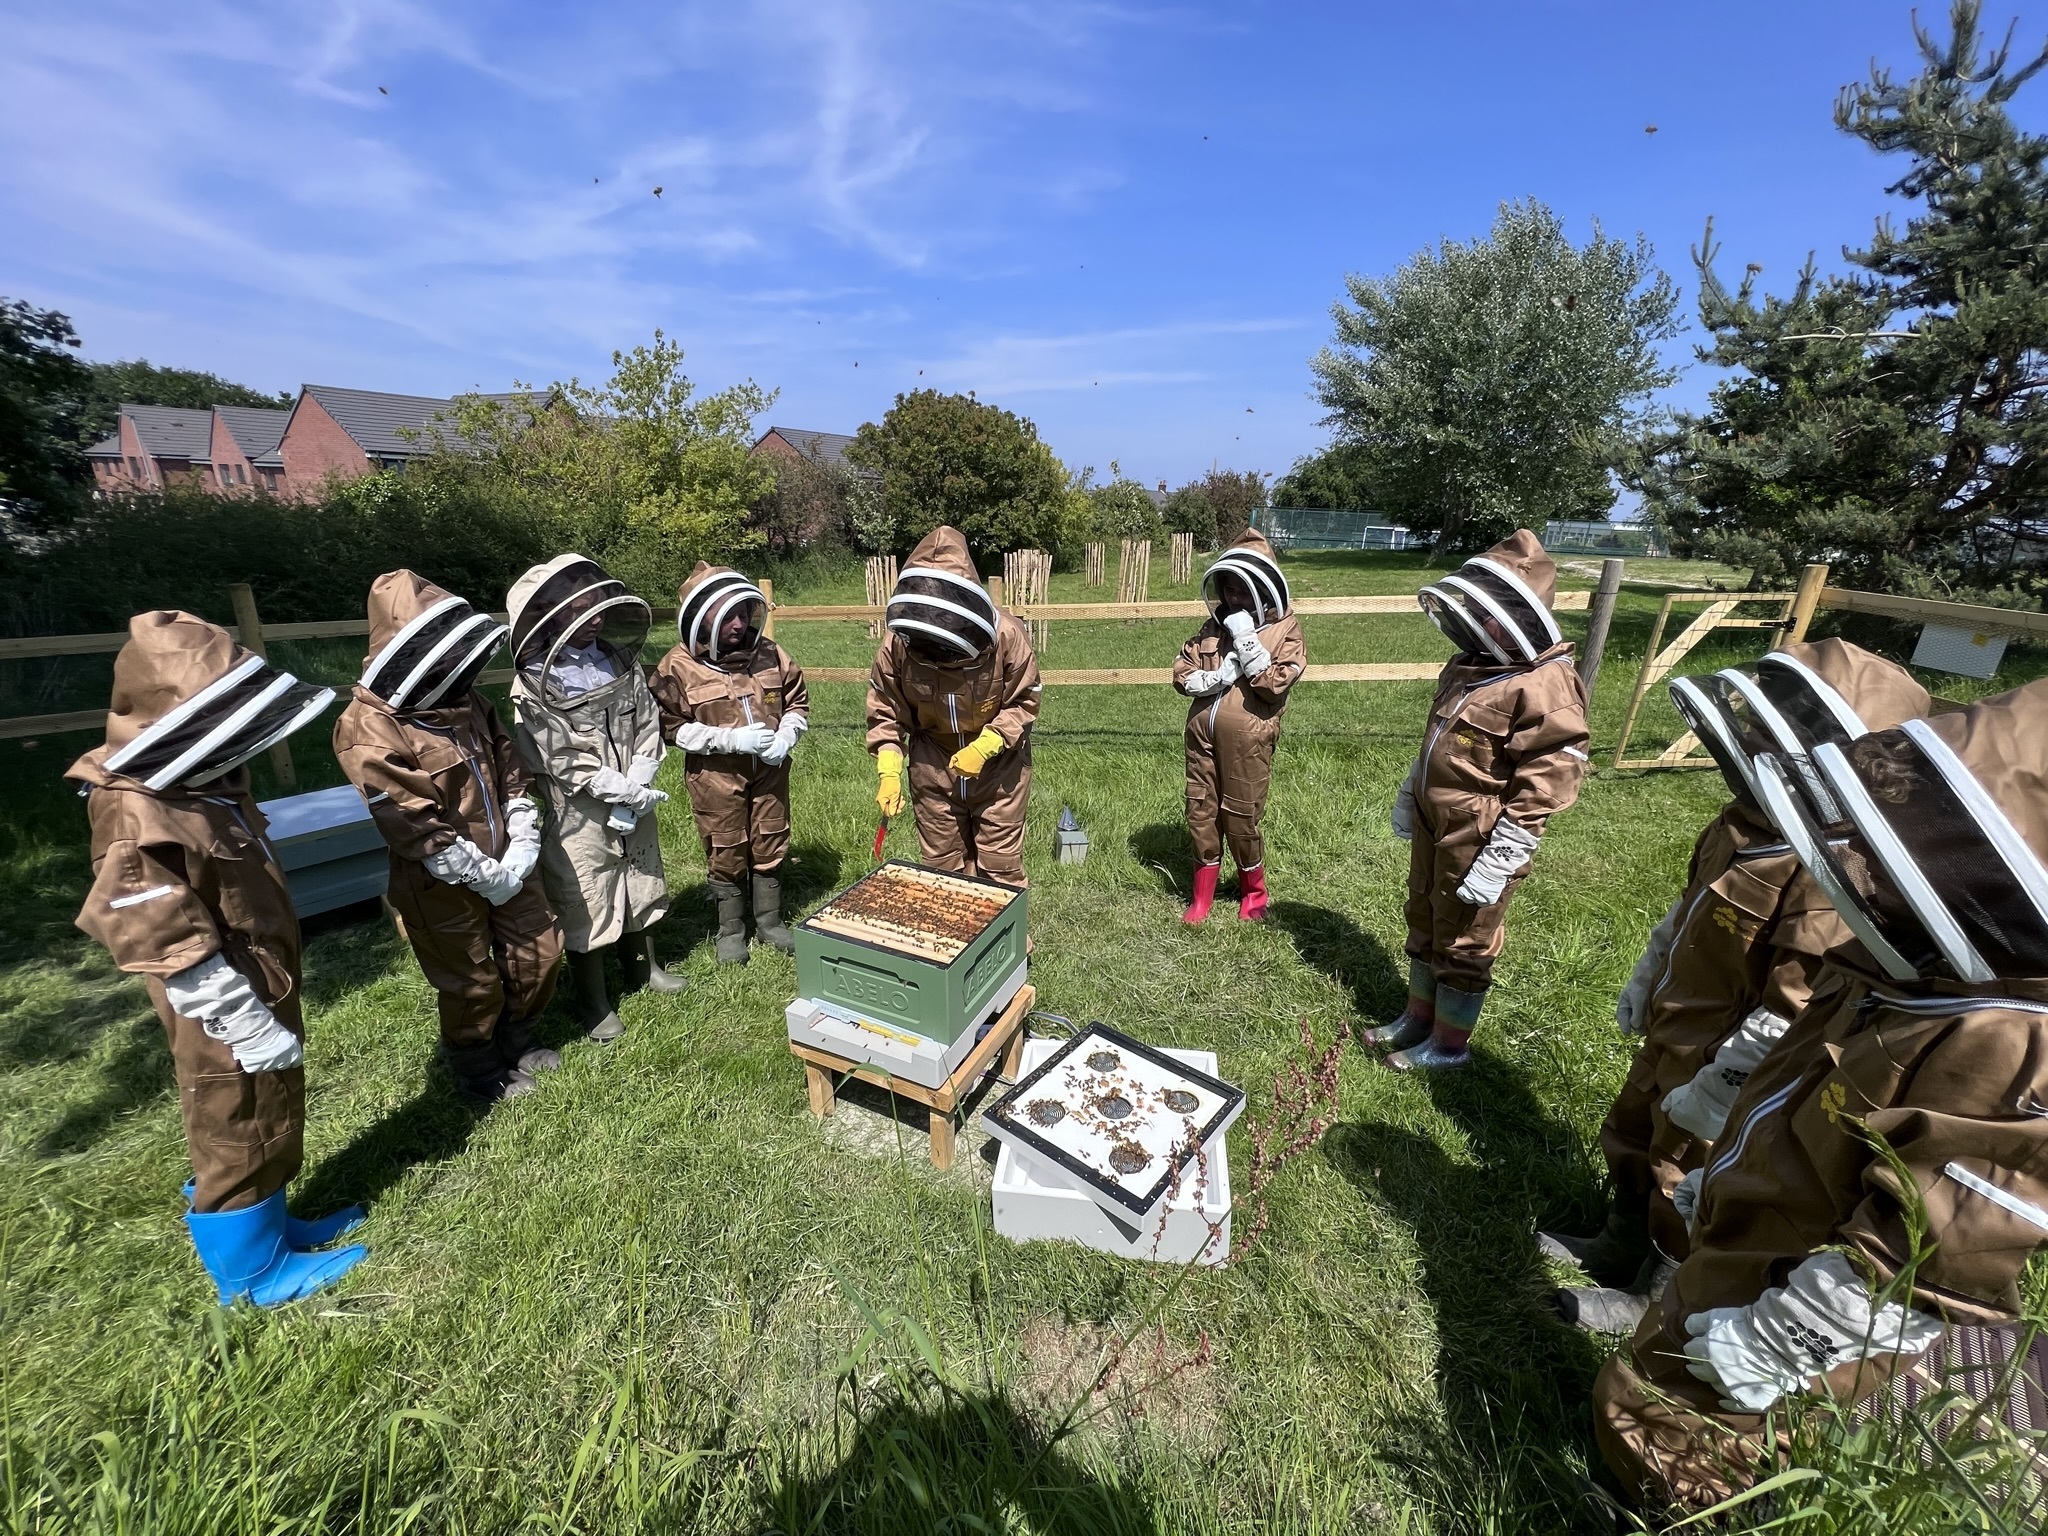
<box><xmin>567</xmin><ymin>947</ymin><xmax>624</xmax><ymax>1042</ymax></box>
<box><xmin>709</xmin><ymin>880</ymin><xmax>749</xmax><ymax>965</ymax></box>
<box><xmin>752</xmin><ymin>870</ymin><xmax>795</xmax><ymax>955</ymax></box>
<box><xmin>621</xmin><ymin>927</ymin><xmax>687</xmax><ymax>994</ymax></box>
<box><xmin>1537</xmin><ymin>1202</ymin><xmax>1653</xmax><ymax>1289</ymax></box>
<box><xmin>444</xmin><ymin>1041</ymin><xmax>535</xmax><ymax>1107</ymax></box>
<box><xmin>495</xmin><ymin>1010</ymin><xmax>561</xmax><ymax>1075</ymax></box>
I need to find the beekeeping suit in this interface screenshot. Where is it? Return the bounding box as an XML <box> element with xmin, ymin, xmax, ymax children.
<box><xmin>1172</xmin><ymin>530</ymin><xmax>1307</xmax><ymax>923</ymax></box>
<box><xmin>69</xmin><ymin>611</ymin><xmax>366</xmax><ymax>1306</ymax></box>
<box><xmin>865</xmin><ymin>526</ymin><xmax>1040</xmax><ymax>888</ymax></box>
<box><xmin>1365</xmin><ymin>529</ymin><xmax>1589</xmax><ymax>1071</ymax></box>
<box><xmin>508</xmin><ymin>554</ymin><xmax>676</xmax><ymax>1038</ymax></box>
<box><xmin>1594</xmin><ymin>678</ymin><xmax>2048</xmax><ymax>1510</ymax></box>
<box><xmin>1544</xmin><ymin>642</ymin><xmax>1930</xmax><ymax>1321</ymax></box>
<box><xmin>649</xmin><ymin>563</ymin><xmax>808</xmax><ymax>963</ymax></box>
<box><xmin>333</xmin><ymin>571</ymin><xmax>562</xmax><ymax>1104</ymax></box>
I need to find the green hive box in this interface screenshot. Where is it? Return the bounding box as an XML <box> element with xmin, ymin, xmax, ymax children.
<box><xmin>794</xmin><ymin>861</ymin><xmax>1028</xmax><ymax>1046</ymax></box>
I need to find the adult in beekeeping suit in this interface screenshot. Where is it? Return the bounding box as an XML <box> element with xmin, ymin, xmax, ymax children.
<box><xmin>1541</xmin><ymin>642</ymin><xmax>1930</xmax><ymax>1332</ymax></box>
<box><xmin>867</xmin><ymin>526</ymin><xmax>1040</xmax><ymax>888</ymax></box>
<box><xmin>507</xmin><ymin>554</ymin><xmax>678</xmax><ymax>1039</ymax></box>
<box><xmin>70</xmin><ymin>612</ymin><xmax>368</xmax><ymax>1306</ymax></box>
<box><xmin>334</xmin><ymin>572</ymin><xmax>562</xmax><ymax>1106</ymax></box>
<box><xmin>649</xmin><ymin>564</ymin><xmax>808</xmax><ymax>963</ymax></box>
<box><xmin>1363</xmin><ymin>529</ymin><xmax>1589</xmax><ymax>1071</ymax></box>
<box><xmin>1172</xmin><ymin>529</ymin><xmax>1307</xmax><ymax>923</ymax></box>
<box><xmin>1593</xmin><ymin>677</ymin><xmax>2048</xmax><ymax>1510</ymax></box>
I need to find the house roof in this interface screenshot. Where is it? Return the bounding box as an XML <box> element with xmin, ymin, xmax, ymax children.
<box><xmin>758</xmin><ymin>426</ymin><xmax>857</xmax><ymax>470</ymax></box>
<box><xmin>214</xmin><ymin>405</ymin><xmax>291</xmax><ymax>461</ymax></box>
<box><xmin>300</xmin><ymin>385</ymin><xmax>537</xmax><ymax>460</ymax></box>
<box><xmin>85</xmin><ymin>432</ymin><xmax>123</xmax><ymax>460</ymax></box>
<box><xmin>119</xmin><ymin>404</ymin><xmax>215</xmax><ymax>462</ymax></box>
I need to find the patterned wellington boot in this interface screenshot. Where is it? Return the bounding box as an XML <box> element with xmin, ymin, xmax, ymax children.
<box><xmin>1362</xmin><ymin>959</ymin><xmax>1437</xmax><ymax>1050</ymax></box>
<box><xmin>1386</xmin><ymin>982</ymin><xmax>1486</xmax><ymax>1072</ymax></box>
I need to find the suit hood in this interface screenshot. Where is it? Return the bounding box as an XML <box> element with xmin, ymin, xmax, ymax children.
<box><xmin>675</xmin><ymin>561</ymin><xmax>767</xmax><ymax>664</ymax></box>
<box><xmin>1202</xmin><ymin>529</ymin><xmax>1291</xmax><ymax>626</ymax></box>
<box><xmin>508</xmin><ymin>553</ymin><xmax>649</xmax><ymax>687</ymax></box>
<box><xmin>1418</xmin><ymin>527</ymin><xmax>1562</xmax><ymax>665</ymax></box>
<box><xmin>889</xmin><ymin>526</ymin><xmax>999</xmax><ymax>661</ymax></box>
<box><xmin>359</xmin><ymin>569</ymin><xmax>507</xmax><ymax>711</ymax></box>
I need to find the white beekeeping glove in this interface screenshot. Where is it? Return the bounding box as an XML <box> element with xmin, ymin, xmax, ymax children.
<box><xmin>1182</xmin><ymin>654</ymin><xmax>1242</xmax><ymax>697</ymax></box>
<box><xmin>1672</xmin><ymin>1169</ymin><xmax>1704</xmax><ymax>1236</ymax></box>
<box><xmin>1222</xmin><ymin>611</ymin><xmax>1272</xmax><ymax>677</ymax></box>
<box><xmin>757</xmin><ymin>714</ymin><xmax>809</xmax><ymax>767</ymax></box>
<box><xmin>1454</xmin><ymin>818</ymin><xmax>1540</xmax><ymax>906</ymax></box>
<box><xmin>1390</xmin><ymin>761</ymin><xmax>1419</xmax><ymax>842</ymax></box>
<box><xmin>164</xmin><ymin>953</ymin><xmax>303</xmax><ymax>1073</ymax></box>
<box><xmin>1684</xmin><ymin>1252</ymin><xmax>1943</xmax><ymax>1412</ymax></box>
<box><xmin>608</xmin><ymin>755</ymin><xmax>668</xmax><ymax>833</ymax></box>
<box><xmin>425</xmin><ymin>837</ymin><xmax>522</xmax><ymax>905</ymax></box>
<box><xmin>1662</xmin><ymin>1008</ymin><xmax>1793</xmax><ymax>1141</ymax></box>
<box><xmin>502</xmin><ymin>796</ymin><xmax>543</xmax><ymax>881</ymax></box>
<box><xmin>1615</xmin><ymin>897</ymin><xmax>1683</xmax><ymax>1034</ymax></box>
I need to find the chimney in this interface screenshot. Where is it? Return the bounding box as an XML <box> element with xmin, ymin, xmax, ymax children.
<box><xmin>1157</xmin><ymin>480</ymin><xmax>1167</xmax><ymax>494</ymax></box>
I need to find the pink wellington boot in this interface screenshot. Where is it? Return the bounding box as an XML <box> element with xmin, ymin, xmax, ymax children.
<box><xmin>1237</xmin><ymin>864</ymin><xmax>1268</xmax><ymax>922</ymax></box>
<box><xmin>1183</xmin><ymin>862</ymin><xmax>1221</xmax><ymax>924</ymax></box>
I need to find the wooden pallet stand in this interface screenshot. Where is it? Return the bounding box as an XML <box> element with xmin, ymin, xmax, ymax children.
<box><xmin>793</xmin><ymin>983</ymin><xmax>1034</xmax><ymax>1170</ymax></box>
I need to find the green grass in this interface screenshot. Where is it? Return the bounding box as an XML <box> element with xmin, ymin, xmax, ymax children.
<box><xmin>2</xmin><ymin>551</ymin><xmax>2043</xmax><ymax>1534</ymax></box>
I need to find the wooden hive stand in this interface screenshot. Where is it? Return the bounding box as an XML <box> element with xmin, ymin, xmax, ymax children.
<box><xmin>793</xmin><ymin>984</ymin><xmax>1034</xmax><ymax>1170</ymax></box>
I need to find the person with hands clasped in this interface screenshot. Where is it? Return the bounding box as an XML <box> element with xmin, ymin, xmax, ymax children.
<box><xmin>334</xmin><ymin>571</ymin><xmax>564</xmax><ymax>1107</ymax></box>
<box><xmin>507</xmin><ymin>555</ymin><xmax>678</xmax><ymax>1044</ymax></box>
<box><xmin>71</xmin><ymin>611</ymin><xmax>368</xmax><ymax>1307</ymax></box>
<box><xmin>650</xmin><ymin>564</ymin><xmax>808</xmax><ymax>964</ymax></box>
<box><xmin>866</xmin><ymin>526</ymin><xmax>1040</xmax><ymax>888</ymax></box>
<box><xmin>1367</xmin><ymin>529</ymin><xmax>1590</xmax><ymax>1072</ymax></box>
<box><xmin>1174</xmin><ymin>530</ymin><xmax>1307</xmax><ymax>923</ymax></box>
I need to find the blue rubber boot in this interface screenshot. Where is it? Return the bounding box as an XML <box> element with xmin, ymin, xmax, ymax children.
<box><xmin>185</xmin><ymin>1188</ymin><xmax>367</xmax><ymax>1307</ymax></box>
<box><xmin>184</xmin><ymin>1179</ymin><xmax>365</xmax><ymax>1249</ymax></box>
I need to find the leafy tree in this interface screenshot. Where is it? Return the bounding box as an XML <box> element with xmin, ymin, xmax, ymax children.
<box><xmin>845</xmin><ymin>390</ymin><xmax>1070</xmax><ymax>562</ymax></box>
<box><xmin>82</xmin><ymin>360</ymin><xmax>291</xmax><ymax>442</ymax></box>
<box><xmin>1164</xmin><ymin>467</ymin><xmax>1269</xmax><ymax>548</ymax></box>
<box><xmin>1085</xmin><ymin>461</ymin><xmax>1165</xmax><ymax>544</ymax></box>
<box><xmin>1271</xmin><ymin>443</ymin><xmax>1375</xmax><ymax>511</ymax></box>
<box><xmin>1161</xmin><ymin>484</ymin><xmax>1217</xmax><ymax>547</ymax></box>
<box><xmin>1311</xmin><ymin>198</ymin><xmax>1680</xmax><ymax>556</ymax></box>
<box><xmin>1643</xmin><ymin>1</ymin><xmax>2048</xmax><ymax>604</ymax></box>
<box><xmin>748</xmin><ymin>449</ymin><xmax>857</xmax><ymax>554</ymax></box>
<box><xmin>0</xmin><ymin>298</ymin><xmax>95</xmax><ymax>533</ymax></box>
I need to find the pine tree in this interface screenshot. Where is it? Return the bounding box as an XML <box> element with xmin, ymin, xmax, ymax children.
<box><xmin>1653</xmin><ymin>1</ymin><xmax>2048</xmax><ymax>604</ymax></box>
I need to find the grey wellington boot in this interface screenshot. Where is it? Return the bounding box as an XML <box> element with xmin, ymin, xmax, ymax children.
<box><xmin>621</xmin><ymin>927</ymin><xmax>687</xmax><ymax>994</ymax></box>
<box><xmin>567</xmin><ymin>947</ymin><xmax>625</xmax><ymax>1042</ymax></box>
<box><xmin>710</xmin><ymin>880</ymin><xmax>750</xmax><ymax>965</ymax></box>
<box><xmin>752</xmin><ymin>870</ymin><xmax>796</xmax><ymax>955</ymax></box>
<box><xmin>1537</xmin><ymin>1202</ymin><xmax>1652</xmax><ymax>1289</ymax></box>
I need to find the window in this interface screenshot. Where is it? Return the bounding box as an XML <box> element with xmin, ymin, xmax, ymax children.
<box><xmin>236</xmin><ymin>464</ymin><xmax>247</xmax><ymax>485</ymax></box>
<box><xmin>127</xmin><ymin>456</ymin><xmax>142</xmax><ymax>479</ymax></box>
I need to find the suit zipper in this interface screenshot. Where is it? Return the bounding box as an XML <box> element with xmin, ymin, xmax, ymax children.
<box><xmin>420</xmin><ymin>721</ymin><xmax>501</xmax><ymax>850</ymax></box>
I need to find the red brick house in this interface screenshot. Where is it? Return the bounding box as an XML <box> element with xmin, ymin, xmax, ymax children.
<box><xmin>750</xmin><ymin>426</ymin><xmax>858</xmax><ymax>473</ymax></box>
<box><xmin>268</xmin><ymin>385</ymin><xmax>537</xmax><ymax>495</ymax></box>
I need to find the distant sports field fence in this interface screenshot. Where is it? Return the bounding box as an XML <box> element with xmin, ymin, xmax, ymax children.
<box><xmin>0</xmin><ymin>580</ymin><xmax>1593</xmax><ymax>747</ymax></box>
<box><xmin>1250</xmin><ymin>507</ymin><xmax>1415</xmax><ymax>550</ymax></box>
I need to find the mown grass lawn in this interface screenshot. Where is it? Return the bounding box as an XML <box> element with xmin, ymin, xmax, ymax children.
<box><xmin>1</xmin><ymin>551</ymin><xmax>2040</xmax><ymax>1534</ymax></box>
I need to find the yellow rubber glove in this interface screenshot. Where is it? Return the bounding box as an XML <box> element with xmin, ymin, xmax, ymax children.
<box><xmin>876</xmin><ymin>747</ymin><xmax>907</xmax><ymax>817</ymax></box>
<box><xmin>948</xmin><ymin>727</ymin><xmax>1004</xmax><ymax>778</ymax></box>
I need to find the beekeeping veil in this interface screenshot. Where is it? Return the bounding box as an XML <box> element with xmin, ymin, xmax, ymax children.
<box><xmin>1202</xmin><ymin>530</ymin><xmax>1291</xmax><ymax>627</ymax></box>
<box><xmin>1418</xmin><ymin>529</ymin><xmax>1563</xmax><ymax>665</ymax></box>
<box><xmin>675</xmin><ymin>563</ymin><xmax>766</xmax><ymax>665</ymax></box>
<box><xmin>1755</xmin><ymin>676</ymin><xmax>2048</xmax><ymax>985</ymax></box>
<box><xmin>509</xmin><ymin>554</ymin><xmax>649</xmax><ymax>700</ymax></box>
<box><xmin>887</xmin><ymin>526</ymin><xmax>999</xmax><ymax>663</ymax></box>
<box><xmin>358</xmin><ymin>570</ymin><xmax>507</xmax><ymax>712</ymax></box>
<box><xmin>100</xmin><ymin>611</ymin><xmax>333</xmax><ymax>791</ymax></box>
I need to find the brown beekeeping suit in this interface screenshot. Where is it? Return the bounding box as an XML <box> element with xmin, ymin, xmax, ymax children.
<box><xmin>1602</xmin><ymin>642</ymin><xmax>1931</xmax><ymax>1260</ymax></box>
<box><xmin>333</xmin><ymin>572</ymin><xmax>562</xmax><ymax>1057</ymax></box>
<box><xmin>68</xmin><ymin>613</ymin><xmax>311</xmax><ymax>1214</ymax></box>
<box><xmin>1405</xmin><ymin>531</ymin><xmax>1589</xmax><ymax>992</ymax></box>
<box><xmin>866</xmin><ymin>527</ymin><xmax>1041</xmax><ymax>887</ymax></box>
<box><xmin>1173</xmin><ymin>529</ymin><xmax>1308</xmax><ymax>873</ymax></box>
<box><xmin>650</xmin><ymin>562</ymin><xmax>809</xmax><ymax>884</ymax></box>
<box><xmin>1595</xmin><ymin>679</ymin><xmax>2048</xmax><ymax>1510</ymax></box>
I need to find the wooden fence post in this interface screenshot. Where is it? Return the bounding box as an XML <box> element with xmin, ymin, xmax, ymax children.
<box><xmin>759</xmin><ymin>577</ymin><xmax>775</xmax><ymax>640</ymax></box>
<box><xmin>1084</xmin><ymin>542</ymin><xmax>1105</xmax><ymax>587</ymax></box>
<box><xmin>1169</xmin><ymin>532</ymin><xmax>1194</xmax><ymax>585</ymax></box>
<box><xmin>1575</xmin><ymin>558</ymin><xmax>1625</xmax><ymax>695</ymax></box>
<box><xmin>1116</xmin><ymin>539</ymin><xmax>1151</xmax><ymax>604</ymax></box>
<box><xmin>864</xmin><ymin>556</ymin><xmax>897</xmax><ymax>639</ymax></box>
<box><xmin>1776</xmin><ymin>562</ymin><xmax>1830</xmax><ymax>649</ymax></box>
<box><xmin>226</xmin><ymin>582</ymin><xmax>297</xmax><ymax>788</ymax></box>
<box><xmin>986</xmin><ymin>574</ymin><xmax>1005</xmax><ymax>609</ymax></box>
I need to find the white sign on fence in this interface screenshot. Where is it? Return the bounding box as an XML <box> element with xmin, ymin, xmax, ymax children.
<box><xmin>1911</xmin><ymin>622</ymin><xmax>2009</xmax><ymax>679</ymax></box>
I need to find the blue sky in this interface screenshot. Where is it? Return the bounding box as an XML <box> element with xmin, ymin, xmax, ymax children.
<box><xmin>6</xmin><ymin>1</ymin><xmax>2046</xmax><ymax>490</ymax></box>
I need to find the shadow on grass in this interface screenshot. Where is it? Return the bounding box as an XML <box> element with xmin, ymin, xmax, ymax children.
<box><xmin>1127</xmin><ymin>821</ymin><xmax>1193</xmax><ymax>902</ymax></box>
<box><xmin>293</xmin><ymin>1066</ymin><xmax>487</xmax><ymax>1216</ymax></box>
<box><xmin>747</xmin><ymin>1390</ymin><xmax>1154</xmax><ymax>1536</ymax></box>
<box><xmin>1265</xmin><ymin>899</ymin><xmax>1405</xmax><ymax>1022</ymax></box>
<box><xmin>1325</xmin><ymin>1054</ymin><xmax>1612</xmax><ymax>1529</ymax></box>
<box><xmin>31</xmin><ymin>1002</ymin><xmax>171</xmax><ymax>1158</ymax></box>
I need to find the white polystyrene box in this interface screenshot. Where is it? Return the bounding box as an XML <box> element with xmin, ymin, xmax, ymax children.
<box><xmin>990</xmin><ymin>1039</ymin><xmax>1232</xmax><ymax>1266</ymax></box>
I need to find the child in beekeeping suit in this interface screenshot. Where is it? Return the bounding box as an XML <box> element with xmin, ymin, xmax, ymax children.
<box><xmin>650</xmin><ymin>564</ymin><xmax>809</xmax><ymax>964</ymax></box>
<box><xmin>866</xmin><ymin>526</ymin><xmax>1040</xmax><ymax>888</ymax></box>
<box><xmin>71</xmin><ymin>611</ymin><xmax>368</xmax><ymax>1307</ymax></box>
<box><xmin>507</xmin><ymin>554</ymin><xmax>679</xmax><ymax>1044</ymax></box>
<box><xmin>1172</xmin><ymin>529</ymin><xmax>1307</xmax><ymax>923</ymax></box>
<box><xmin>334</xmin><ymin>571</ymin><xmax>563</xmax><ymax>1107</ymax></box>
<box><xmin>1364</xmin><ymin>529</ymin><xmax>1589</xmax><ymax>1072</ymax></box>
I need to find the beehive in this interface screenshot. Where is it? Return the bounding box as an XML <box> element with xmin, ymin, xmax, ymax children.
<box><xmin>794</xmin><ymin>861</ymin><xmax>1028</xmax><ymax>1047</ymax></box>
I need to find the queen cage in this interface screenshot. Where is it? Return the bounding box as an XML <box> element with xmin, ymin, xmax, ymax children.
<box><xmin>1202</xmin><ymin>547</ymin><xmax>1290</xmax><ymax>627</ymax></box>
<box><xmin>359</xmin><ymin>595</ymin><xmax>507</xmax><ymax>711</ymax></box>
<box><xmin>510</xmin><ymin>556</ymin><xmax>649</xmax><ymax>693</ymax></box>
<box><xmin>678</xmin><ymin>570</ymin><xmax>766</xmax><ymax>664</ymax></box>
<box><xmin>105</xmin><ymin>652</ymin><xmax>334</xmax><ymax>790</ymax></box>
<box><xmin>886</xmin><ymin>566</ymin><xmax>999</xmax><ymax>661</ymax></box>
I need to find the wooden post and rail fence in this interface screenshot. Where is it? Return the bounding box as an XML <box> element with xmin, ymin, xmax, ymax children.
<box><xmin>6</xmin><ymin>559</ymin><xmax>2042</xmax><ymax>764</ymax></box>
